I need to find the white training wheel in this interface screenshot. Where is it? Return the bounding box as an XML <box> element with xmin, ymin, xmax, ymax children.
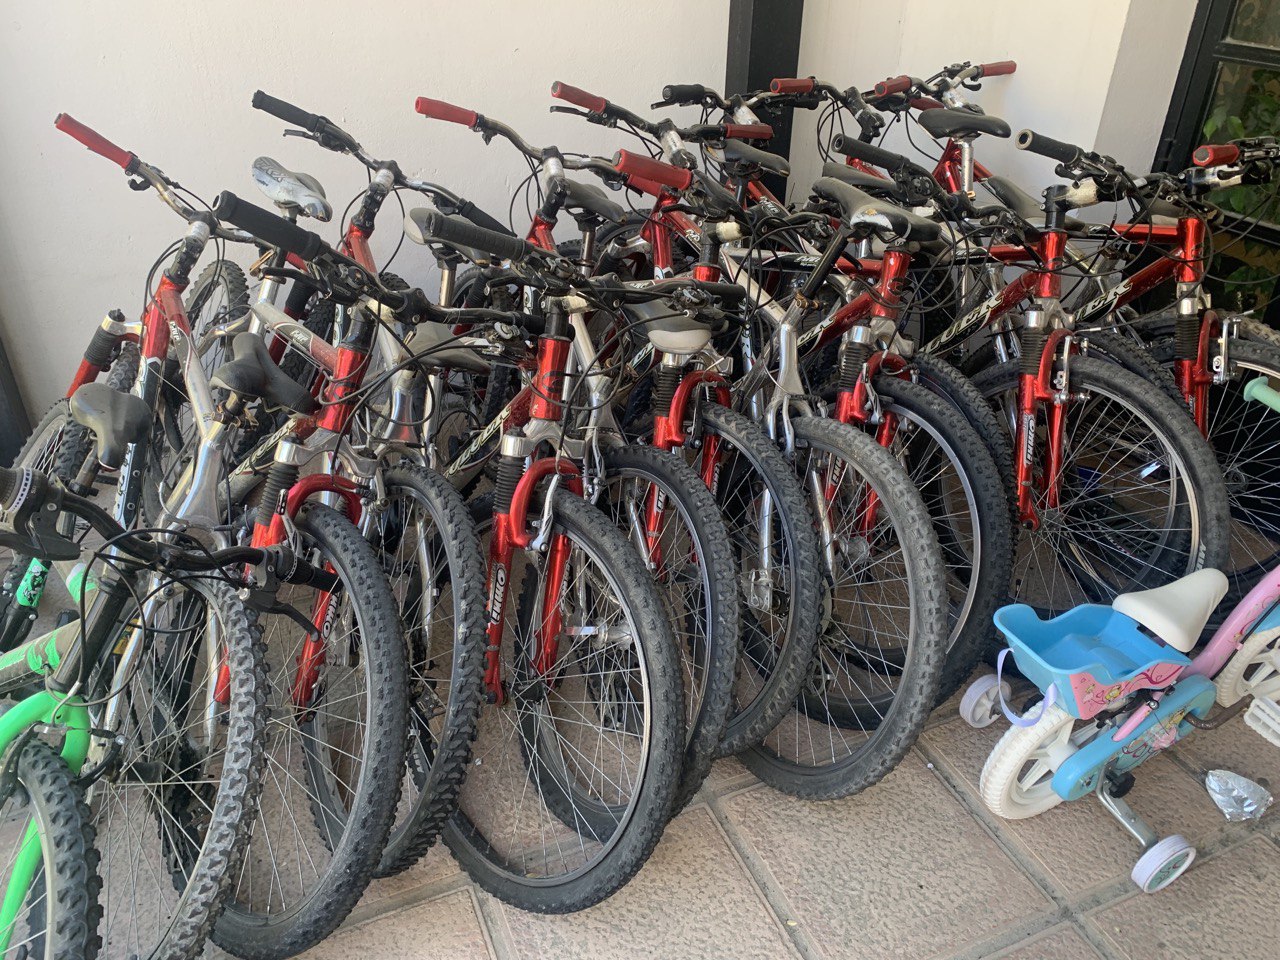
<box><xmin>959</xmin><ymin>672</ymin><xmax>1010</xmax><ymax>728</ymax></box>
<box><xmin>1132</xmin><ymin>835</ymin><xmax>1196</xmax><ymax>893</ymax></box>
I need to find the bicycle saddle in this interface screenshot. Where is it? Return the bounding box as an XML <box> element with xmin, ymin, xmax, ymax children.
<box><xmin>211</xmin><ymin>332</ymin><xmax>321</xmax><ymax>414</ymax></box>
<box><xmin>720</xmin><ymin>140</ymin><xmax>790</xmax><ymax>178</ymax></box>
<box><xmin>624</xmin><ymin>299</ymin><xmax>713</xmax><ymax>355</ymax></box>
<box><xmin>1112</xmin><ymin>568</ymin><xmax>1229</xmax><ymax>653</ymax></box>
<box><xmin>562</xmin><ymin>178</ymin><xmax>626</xmax><ymax>225</ymax></box>
<box><xmin>408</xmin><ymin>321</ymin><xmax>493</xmax><ymax>374</ymax></box>
<box><xmin>810</xmin><ymin>177</ymin><xmax>941</xmax><ymax>242</ymax></box>
<box><xmin>69</xmin><ymin>381</ymin><xmax>152</xmax><ymax>470</ymax></box>
<box><xmin>820</xmin><ymin>162</ymin><xmax>908</xmax><ymax>201</ymax></box>
<box><xmin>980</xmin><ymin>175</ymin><xmax>1086</xmax><ymax>231</ymax></box>
<box><xmin>252</xmin><ymin>156</ymin><xmax>333</xmax><ymax>221</ymax></box>
<box><xmin>918</xmin><ymin>108</ymin><xmax>1011</xmax><ymax>141</ymax></box>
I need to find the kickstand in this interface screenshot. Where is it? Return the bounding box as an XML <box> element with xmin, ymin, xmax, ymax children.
<box><xmin>1096</xmin><ymin>766</ymin><xmax>1156</xmax><ymax>851</ymax></box>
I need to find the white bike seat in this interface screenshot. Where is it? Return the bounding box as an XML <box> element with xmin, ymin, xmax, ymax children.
<box><xmin>1112</xmin><ymin>568</ymin><xmax>1228</xmax><ymax>653</ymax></box>
<box><xmin>252</xmin><ymin>156</ymin><xmax>332</xmax><ymax>221</ymax></box>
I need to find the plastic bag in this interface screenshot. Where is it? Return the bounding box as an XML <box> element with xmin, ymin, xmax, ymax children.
<box><xmin>1205</xmin><ymin>769</ymin><xmax>1273</xmax><ymax>822</ymax></box>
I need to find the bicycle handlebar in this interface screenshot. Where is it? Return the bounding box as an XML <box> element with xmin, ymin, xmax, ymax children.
<box><xmin>770</xmin><ymin>77</ymin><xmax>815</xmax><ymax>94</ymax></box>
<box><xmin>213</xmin><ymin>191</ymin><xmax>326</xmax><ymax>261</ymax></box>
<box><xmin>875</xmin><ymin>75</ymin><xmax>913</xmax><ymax>97</ymax></box>
<box><xmin>414</xmin><ymin>96</ymin><xmax>479</xmax><ymax>127</ymax></box>
<box><xmin>978</xmin><ymin>60</ymin><xmax>1017</xmax><ymax>77</ymax></box>
<box><xmin>550</xmin><ymin>81</ymin><xmax>608</xmax><ymax>114</ymax></box>
<box><xmin>613</xmin><ymin>150</ymin><xmax>693</xmax><ymax>191</ymax></box>
<box><xmin>830</xmin><ymin>134</ymin><xmax>916</xmax><ymax>175</ymax></box>
<box><xmin>413</xmin><ymin>210</ymin><xmax>536</xmax><ymax>262</ymax></box>
<box><xmin>53</xmin><ymin>113</ymin><xmax>136</xmax><ymax>170</ymax></box>
<box><xmin>1193</xmin><ymin>143</ymin><xmax>1241</xmax><ymax>167</ymax></box>
<box><xmin>252</xmin><ymin>90</ymin><xmax>360</xmax><ymax>152</ymax></box>
<box><xmin>1015</xmin><ymin>129</ymin><xmax>1086</xmax><ymax>166</ymax></box>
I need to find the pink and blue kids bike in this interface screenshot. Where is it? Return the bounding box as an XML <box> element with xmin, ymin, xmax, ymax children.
<box><xmin>961</xmin><ymin>409</ymin><xmax>1280</xmax><ymax>894</ymax></box>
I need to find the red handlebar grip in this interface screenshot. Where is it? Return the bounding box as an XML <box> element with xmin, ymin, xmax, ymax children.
<box><xmin>723</xmin><ymin>123</ymin><xmax>774</xmax><ymax>141</ymax></box>
<box><xmin>910</xmin><ymin>97</ymin><xmax>945</xmax><ymax>111</ymax></box>
<box><xmin>414</xmin><ymin>97</ymin><xmax>478</xmax><ymax>127</ymax></box>
<box><xmin>1193</xmin><ymin>143</ymin><xmax>1241</xmax><ymax>167</ymax></box>
<box><xmin>980</xmin><ymin>60</ymin><xmax>1017</xmax><ymax>77</ymax></box>
<box><xmin>550</xmin><ymin>81</ymin><xmax>608</xmax><ymax>114</ymax></box>
<box><xmin>613</xmin><ymin>150</ymin><xmax>693</xmax><ymax>191</ymax></box>
<box><xmin>875</xmin><ymin>75</ymin><xmax>912</xmax><ymax>97</ymax></box>
<box><xmin>53</xmin><ymin>113</ymin><xmax>135</xmax><ymax>170</ymax></box>
<box><xmin>770</xmin><ymin>77</ymin><xmax>815</xmax><ymax>94</ymax></box>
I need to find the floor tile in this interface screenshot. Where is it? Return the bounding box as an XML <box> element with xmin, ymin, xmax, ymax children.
<box><xmin>1088</xmin><ymin>837</ymin><xmax>1280</xmax><ymax>960</ymax></box>
<box><xmin>359</xmin><ymin>843</ymin><xmax>465</xmax><ymax>909</ymax></box>
<box><xmin>985</xmin><ymin>924</ymin><xmax>1103</xmax><ymax>960</ymax></box>
<box><xmin>719</xmin><ymin>758</ymin><xmax>1050</xmax><ymax>960</ymax></box>
<box><xmin>702</xmin><ymin>756</ymin><xmax>758</xmax><ymax>795</ymax></box>
<box><xmin>494</xmin><ymin>804</ymin><xmax>796</xmax><ymax>960</ymax></box>
<box><xmin>925</xmin><ymin>716</ymin><xmax>1227</xmax><ymax>895</ymax></box>
<box><xmin>296</xmin><ymin>888</ymin><xmax>491</xmax><ymax>960</ymax></box>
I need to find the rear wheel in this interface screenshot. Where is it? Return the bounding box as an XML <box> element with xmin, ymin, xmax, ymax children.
<box><xmin>445</xmin><ymin>491</ymin><xmax>683</xmax><ymax>913</ymax></box>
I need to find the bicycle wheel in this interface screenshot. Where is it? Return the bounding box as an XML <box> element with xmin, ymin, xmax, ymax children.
<box><xmin>1146</xmin><ymin>337</ymin><xmax>1280</xmax><ymax>611</ymax></box>
<box><xmin>445</xmin><ymin>491</ymin><xmax>682</xmax><ymax>913</ymax></box>
<box><xmin>912</xmin><ymin>353</ymin><xmax>1016</xmax><ymax>518</ymax></box>
<box><xmin>0</xmin><ymin>400</ymin><xmax>96</xmax><ymax>639</ymax></box>
<box><xmin>686</xmin><ymin>404</ymin><xmax>823</xmax><ymax>755</ymax></box>
<box><xmin>214</xmin><ymin>505</ymin><xmax>407</xmax><ymax>960</ymax></box>
<box><xmin>187</xmin><ymin>260</ymin><xmax>251</xmax><ymax>380</ymax></box>
<box><xmin>742</xmin><ymin>416</ymin><xmax>948</xmax><ymax>799</ymax></box>
<box><xmin>0</xmin><ymin>741</ymin><xmax>100</xmax><ymax>960</ymax></box>
<box><xmin>364</xmin><ymin>461</ymin><xmax>486</xmax><ymax>876</ymax></box>
<box><xmin>596</xmin><ymin>444</ymin><xmax>739</xmax><ymax>811</ymax></box>
<box><xmin>90</xmin><ymin>577</ymin><xmax>266</xmax><ymax>960</ymax></box>
<box><xmin>869</xmin><ymin>377</ymin><xmax>1012</xmax><ymax>701</ymax></box>
<box><xmin>973</xmin><ymin>356</ymin><xmax>1230</xmax><ymax>615</ymax></box>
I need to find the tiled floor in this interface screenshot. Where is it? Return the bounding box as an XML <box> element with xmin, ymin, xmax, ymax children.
<box><xmin>264</xmin><ymin>675</ymin><xmax>1280</xmax><ymax>960</ymax></box>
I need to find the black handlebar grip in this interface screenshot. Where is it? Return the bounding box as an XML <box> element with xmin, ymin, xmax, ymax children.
<box><xmin>830</xmin><ymin>134</ymin><xmax>912</xmax><ymax>173</ymax></box>
<box><xmin>700</xmin><ymin>282</ymin><xmax>748</xmax><ymax>305</ymax></box>
<box><xmin>661</xmin><ymin>83</ymin><xmax>708</xmax><ymax>105</ymax></box>
<box><xmin>1015</xmin><ymin>129</ymin><xmax>1084</xmax><ymax>166</ymax></box>
<box><xmin>415</xmin><ymin>210</ymin><xmax>533</xmax><ymax>262</ymax></box>
<box><xmin>454</xmin><ymin>199</ymin><xmax>518</xmax><ymax>238</ymax></box>
<box><xmin>252</xmin><ymin>90</ymin><xmax>324</xmax><ymax>133</ymax></box>
<box><xmin>213</xmin><ymin>191</ymin><xmax>326</xmax><ymax>261</ymax></box>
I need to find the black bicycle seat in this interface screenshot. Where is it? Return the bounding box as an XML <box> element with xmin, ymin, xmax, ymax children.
<box><xmin>69</xmin><ymin>381</ymin><xmax>152</xmax><ymax>470</ymax></box>
<box><xmin>211</xmin><ymin>333</ymin><xmax>320</xmax><ymax>414</ymax></box>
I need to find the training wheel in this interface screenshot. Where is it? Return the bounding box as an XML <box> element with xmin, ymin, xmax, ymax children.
<box><xmin>1131</xmin><ymin>835</ymin><xmax>1196</xmax><ymax>893</ymax></box>
<box><xmin>959</xmin><ymin>672</ymin><xmax>1009</xmax><ymax>728</ymax></box>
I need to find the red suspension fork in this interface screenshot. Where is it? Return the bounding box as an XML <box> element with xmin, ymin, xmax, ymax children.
<box><xmin>1015</xmin><ymin>328</ymin><xmax>1075</xmax><ymax>528</ymax></box>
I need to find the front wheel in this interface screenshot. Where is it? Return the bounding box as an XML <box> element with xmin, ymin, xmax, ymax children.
<box><xmin>0</xmin><ymin>742</ymin><xmax>100</xmax><ymax>960</ymax></box>
<box><xmin>445</xmin><ymin>491</ymin><xmax>683</xmax><ymax>913</ymax></box>
<box><xmin>742</xmin><ymin>417</ymin><xmax>948</xmax><ymax>799</ymax></box>
<box><xmin>973</xmin><ymin>356</ymin><xmax>1230</xmax><ymax>615</ymax></box>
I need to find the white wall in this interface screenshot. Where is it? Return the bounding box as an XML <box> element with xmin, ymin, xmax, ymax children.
<box><xmin>0</xmin><ymin>0</ymin><xmax>1195</xmax><ymax>415</ymax></box>
<box><xmin>789</xmin><ymin>0</ymin><xmax>1194</xmax><ymax>201</ymax></box>
<box><xmin>0</xmin><ymin>0</ymin><xmax>729</xmax><ymax>412</ymax></box>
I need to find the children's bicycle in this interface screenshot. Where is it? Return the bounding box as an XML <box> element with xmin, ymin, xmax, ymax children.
<box><xmin>963</xmin><ymin>378</ymin><xmax>1280</xmax><ymax>891</ymax></box>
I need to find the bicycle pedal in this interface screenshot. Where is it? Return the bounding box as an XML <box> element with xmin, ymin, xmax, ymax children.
<box><xmin>1245</xmin><ymin>697</ymin><xmax>1280</xmax><ymax>748</ymax></box>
